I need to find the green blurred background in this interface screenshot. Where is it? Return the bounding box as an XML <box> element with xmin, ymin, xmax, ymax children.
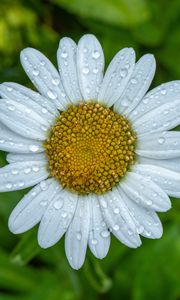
<box><xmin>0</xmin><ymin>0</ymin><xmax>180</xmax><ymax>299</ymax></box>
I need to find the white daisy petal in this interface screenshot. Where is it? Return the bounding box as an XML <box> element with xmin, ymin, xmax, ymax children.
<box><xmin>134</xmin><ymin>164</ymin><xmax>180</xmax><ymax>198</ymax></box>
<box><xmin>130</xmin><ymin>81</ymin><xmax>180</xmax><ymax>121</ymax></box>
<box><xmin>118</xmin><ymin>187</ymin><xmax>163</xmax><ymax>239</ymax></box>
<box><xmin>20</xmin><ymin>48</ymin><xmax>69</xmax><ymax>110</ymax></box>
<box><xmin>0</xmin><ymin>123</ymin><xmax>43</xmax><ymax>153</ymax></box>
<box><xmin>65</xmin><ymin>195</ymin><xmax>90</xmax><ymax>270</ymax></box>
<box><xmin>133</xmin><ymin>100</ymin><xmax>180</xmax><ymax>135</ymax></box>
<box><xmin>77</xmin><ymin>34</ymin><xmax>104</xmax><ymax>101</ymax></box>
<box><xmin>0</xmin><ymin>82</ymin><xmax>57</xmax><ymax>121</ymax></box>
<box><xmin>99</xmin><ymin>189</ymin><xmax>141</xmax><ymax>248</ymax></box>
<box><xmin>57</xmin><ymin>37</ymin><xmax>82</xmax><ymax>103</ymax></box>
<box><xmin>6</xmin><ymin>153</ymin><xmax>47</xmax><ymax>164</ymax></box>
<box><xmin>8</xmin><ymin>179</ymin><xmax>61</xmax><ymax>234</ymax></box>
<box><xmin>98</xmin><ymin>48</ymin><xmax>135</xmax><ymax>107</ymax></box>
<box><xmin>88</xmin><ymin>194</ymin><xmax>110</xmax><ymax>259</ymax></box>
<box><xmin>138</xmin><ymin>156</ymin><xmax>180</xmax><ymax>173</ymax></box>
<box><xmin>114</xmin><ymin>54</ymin><xmax>156</xmax><ymax>115</ymax></box>
<box><xmin>136</xmin><ymin>131</ymin><xmax>180</xmax><ymax>159</ymax></box>
<box><xmin>121</xmin><ymin>172</ymin><xmax>171</xmax><ymax>212</ymax></box>
<box><xmin>0</xmin><ymin>161</ymin><xmax>49</xmax><ymax>192</ymax></box>
<box><xmin>38</xmin><ymin>189</ymin><xmax>77</xmax><ymax>248</ymax></box>
<box><xmin>0</xmin><ymin>98</ymin><xmax>50</xmax><ymax>140</ymax></box>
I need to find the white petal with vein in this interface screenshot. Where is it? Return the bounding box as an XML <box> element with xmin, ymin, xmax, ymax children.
<box><xmin>133</xmin><ymin>100</ymin><xmax>180</xmax><ymax>135</ymax></box>
<box><xmin>65</xmin><ymin>195</ymin><xmax>90</xmax><ymax>270</ymax></box>
<box><xmin>114</xmin><ymin>54</ymin><xmax>155</xmax><ymax>114</ymax></box>
<box><xmin>38</xmin><ymin>189</ymin><xmax>77</xmax><ymax>248</ymax></box>
<box><xmin>137</xmin><ymin>131</ymin><xmax>180</xmax><ymax>159</ymax></box>
<box><xmin>98</xmin><ymin>48</ymin><xmax>135</xmax><ymax>107</ymax></box>
<box><xmin>133</xmin><ymin>164</ymin><xmax>180</xmax><ymax>198</ymax></box>
<box><xmin>89</xmin><ymin>195</ymin><xmax>110</xmax><ymax>259</ymax></box>
<box><xmin>118</xmin><ymin>188</ymin><xmax>163</xmax><ymax>239</ymax></box>
<box><xmin>77</xmin><ymin>34</ymin><xmax>104</xmax><ymax>101</ymax></box>
<box><xmin>57</xmin><ymin>37</ymin><xmax>82</xmax><ymax>103</ymax></box>
<box><xmin>8</xmin><ymin>179</ymin><xmax>61</xmax><ymax>233</ymax></box>
<box><xmin>98</xmin><ymin>189</ymin><xmax>141</xmax><ymax>248</ymax></box>
<box><xmin>0</xmin><ymin>123</ymin><xmax>43</xmax><ymax>153</ymax></box>
<box><xmin>0</xmin><ymin>161</ymin><xmax>49</xmax><ymax>192</ymax></box>
<box><xmin>130</xmin><ymin>81</ymin><xmax>180</xmax><ymax>121</ymax></box>
<box><xmin>121</xmin><ymin>172</ymin><xmax>171</xmax><ymax>212</ymax></box>
<box><xmin>20</xmin><ymin>48</ymin><xmax>69</xmax><ymax>110</ymax></box>
<box><xmin>0</xmin><ymin>98</ymin><xmax>49</xmax><ymax>140</ymax></box>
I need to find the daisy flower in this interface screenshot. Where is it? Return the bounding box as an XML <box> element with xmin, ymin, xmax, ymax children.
<box><xmin>0</xmin><ymin>34</ymin><xmax>180</xmax><ymax>270</ymax></box>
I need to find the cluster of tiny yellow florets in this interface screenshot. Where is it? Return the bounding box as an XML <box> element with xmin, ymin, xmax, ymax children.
<box><xmin>45</xmin><ymin>102</ymin><xmax>136</xmax><ymax>194</ymax></box>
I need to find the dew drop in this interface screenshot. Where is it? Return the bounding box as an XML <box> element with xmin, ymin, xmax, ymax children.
<box><xmin>128</xmin><ymin>229</ymin><xmax>133</xmax><ymax>236</ymax></box>
<box><xmin>42</xmin><ymin>108</ymin><xmax>48</xmax><ymax>114</ymax></box>
<box><xmin>160</xmin><ymin>89</ymin><xmax>167</xmax><ymax>95</ymax></box>
<box><xmin>6</xmin><ymin>183</ymin><xmax>12</xmax><ymax>189</ymax></box>
<box><xmin>8</xmin><ymin>105</ymin><xmax>15</xmax><ymax>111</ymax></box>
<box><xmin>61</xmin><ymin>51</ymin><xmax>68</xmax><ymax>59</ymax></box>
<box><xmin>61</xmin><ymin>211</ymin><xmax>67</xmax><ymax>218</ymax></box>
<box><xmin>92</xmin><ymin>50</ymin><xmax>100</xmax><ymax>59</ymax></box>
<box><xmin>52</xmin><ymin>78</ymin><xmax>60</xmax><ymax>86</ymax></box>
<box><xmin>101</xmin><ymin>230</ymin><xmax>110</xmax><ymax>238</ymax></box>
<box><xmin>19</xmin><ymin>181</ymin><xmax>25</xmax><ymax>187</ymax></box>
<box><xmin>29</xmin><ymin>145</ymin><xmax>39</xmax><ymax>152</ymax></box>
<box><xmin>32</xmin><ymin>166</ymin><xmax>40</xmax><ymax>172</ymax></box>
<box><xmin>7</xmin><ymin>87</ymin><xmax>13</xmax><ymax>92</ymax></box>
<box><xmin>120</xmin><ymin>68</ymin><xmax>128</xmax><ymax>78</ymax></box>
<box><xmin>131</xmin><ymin>77</ymin><xmax>138</xmax><ymax>84</ymax></box>
<box><xmin>47</xmin><ymin>90</ymin><xmax>57</xmax><ymax>100</ymax></box>
<box><xmin>76</xmin><ymin>232</ymin><xmax>82</xmax><ymax>241</ymax></box>
<box><xmin>32</xmin><ymin>69</ymin><xmax>39</xmax><ymax>76</ymax></box>
<box><xmin>82</xmin><ymin>67</ymin><xmax>90</xmax><ymax>75</ymax></box>
<box><xmin>91</xmin><ymin>239</ymin><xmax>98</xmax><ymax>245</ymax></box>
<box><xmin>12</xmin><ymin>169</ymin><xmax>19</xmax><ymax>175</ymax></box>
<box><xmin>0</xmin><ymin>139</ymin><xmax>5</xmax><ymax>144</ymax></box>
<box><xmin>93</xmin><ymin>68</ymin><xmax>99</xmax><ymax>74</ymax></box>
<box><xmin>136</xmin><ymin>225</ymin><xmax>144</xmax><ymax>234</ymax></box>
<box><xmin>114</xmin><ymin>207</ymin><xmax>120</xmax><ymax>214</ymax></box>
<box><xmin>113</xmin><ymin>224</ymin><xmax>119</xmax><ymax>231</ymax></box>
<box><xmin>40</xmin><ymin>60</ymin><xmax>46</xmax><ymax>66</ymax></box>
<box><xmin>40</xmin><ymin>181</ymin><xmax>48</xmax><ymax>191</ymax></box>
<box><xmin>147</xmin><ymin>199</ymin><xmax>153</xmax><ymax>206</ymax></box>
<box><xmin>53</xmin><ymin>200</ymin><xmax>63</xmax><ymax>210</ymax></box>
<box><xmin>24</xmin><ymin>167</ymin><xmax>31</xmax><ymax>174</ymax></box>
<box><xmin>101</xmin><ymin>200</ymin><xmax>107</xmax><ymax>209</ymax></box>
<box><xmin>158</xmin><ymin>137</ymin><xmax>165</xmax><ymax>144</ymax></box>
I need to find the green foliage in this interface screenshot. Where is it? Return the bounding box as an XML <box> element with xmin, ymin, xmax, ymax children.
<box><xmin>0</xmin><ymin>0</ymin><xmax>180</xmax><ymax>299</ymax></box>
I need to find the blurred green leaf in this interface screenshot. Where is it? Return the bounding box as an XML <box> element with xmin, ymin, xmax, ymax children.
<box><xmin>52</xmin><ymin>0</ymin><xmax>149</xmax><ymax>28</ymax></box>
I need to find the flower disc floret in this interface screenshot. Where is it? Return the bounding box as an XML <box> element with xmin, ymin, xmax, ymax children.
<box><xmin>45</xmin><ymin>102</ymin><xmax>136</xmax><ymax>194</ymax></box>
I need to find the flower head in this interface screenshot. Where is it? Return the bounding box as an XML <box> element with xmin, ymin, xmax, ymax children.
<box><xmin>0</xmin><ymin>34</ymin><xmax>180</xmax><ymax>269</ymax></box>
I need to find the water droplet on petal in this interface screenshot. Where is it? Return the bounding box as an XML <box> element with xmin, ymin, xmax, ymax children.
<box><xmin>7</xmin><ymin>87</ymin><xmax>13</xmax><ymax>92</ymax></box>
<box><xmin>92</xmin><ymin>239</ymin><xmax>98</xmax><ymax>245</ymax></box>
<box><xmin>61</xmin><ymin>51</ymin><xmax>68</xmax><ymax>59</ymax></box>
<box><xmin>120</xmin><ymin>68</ymin><xmax>128</xmax><ymax>78</ymax></box>
<box><xmin>114</xmin><ymin>207</ymin><xmax>120</xmax><ymax>214</ymax></box>
<box><xmin>160</xmin><ymin>89</ymin><xmax>167</xmax><ymax>95</ymax></box>
<box><xmin>32</xmin><ymin>69</ymin><xmax>39</xmax><ymax>76</ymax></box>
<box><xmin>24</xmin><ymin>167</ymin><xmax>31</xmax><ymax>174</ymax></box>
<box><xmin>47</xmin><ymin>90</ymin><xmax>57</xmax><ymax>100</ymax></box>
<box><xmin>8</xmin><ymin>105</ymin><xmax>15</xmax><ymax>111</ymax></box>
<box><xmin>52</xmin><ymin>78</ymin><xmax>60</xmax><ymax>86</ymax></box>
<box><xmin>82</xmin><ymin>67</ymin><xmax>89</xmax><ymax>75</ymax></box>
<box><xmin>113</xmin><ymin>224</ymin><xmax>119</xmax><ymax>231</ymax></box>
<box><xmin>92</xmin><ymin>51</ymin><xmax>100</xmax><ymax>59</ymax></box>
<box><xmin>76</xmin><ymin>232</ymin><xmax>82</xmax><ymax>241</ymax></box>
<box><xmin>29</xmin><ymin>145</ymin><xmax>39</xmax><ymax>152</ymax></box>
<box><xmin>158</xmin><ymin>137</ymin><xmax>165</xmax><ymax>144</ymax></box>
<box><xmin>6</xmin><ymin>183</ymin><xmax>12</xmax><ymax>189</ymax></box>
<box><xmin>32</xmin><ymin>166</ymin><xmax>40</xmax><ymax>172</ymax></box>
<box><xmin>131</xmin><ymin>77</ymin><xmax>138</xmax><ymax>84</ymax></box>
<box><xmin>12</xmin><ymin>169</ymin><xmax>19</xmax><ymax>175</ymax></box>
<box><xmin>53</xmin><ymin>200</ymin><xmax>63</xmax><ymax>210</ymax></box>
<box><xmin>101</xmin><ymin>230</ymin><xmax>110</xmax><ymax>238</ymax></box>
<box><xmin>147</xmin><ymin>199</ymin><xmax>153</xmax><ymax>206</ymax></box>
<box><xmin>40</xmin><ymin>60</ymin><xmax>46</xmax><ymax>66</ymax></box>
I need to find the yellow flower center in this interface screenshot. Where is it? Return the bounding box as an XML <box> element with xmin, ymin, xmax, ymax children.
<box><xmin>45</xmin><ymin>102</ymin><xmax>136</xmax><ymax>194</ymax></box>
